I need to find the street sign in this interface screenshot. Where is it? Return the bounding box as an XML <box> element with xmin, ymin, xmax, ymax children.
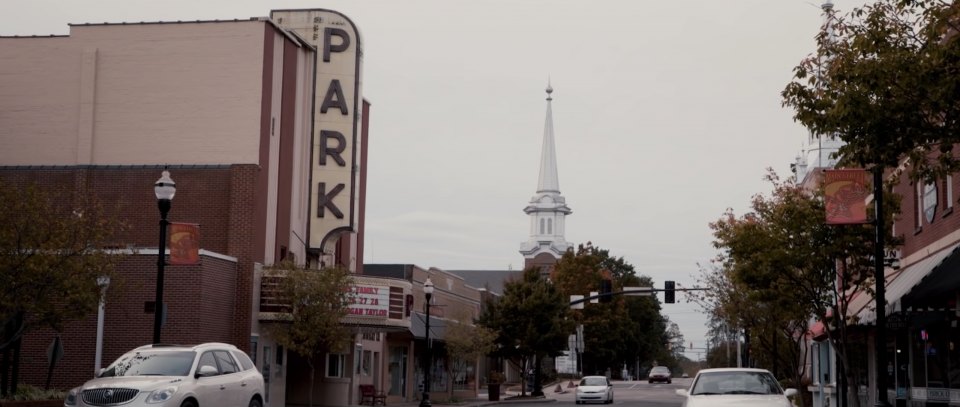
<box><xmin>623</xmin><ymin>286</ymin><xmax>653</xmax><ymax>296</ymax></box>
<box><xmin>589</xmin><ymin>291</ymin><xmax>599</xmax><ymax>304</ymax></box>
<box><xmin>570</xmin><ymin>295</ymin><xmax>585</xmax><ymax>309</ymax></box>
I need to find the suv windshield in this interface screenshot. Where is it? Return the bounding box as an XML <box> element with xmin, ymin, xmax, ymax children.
<box><xmin>100</xmin><ymin>351</ymin><xmax>196</xmax><ymax>377</ymax></box>
<box><xmin>692</xmin><ymin>371</ymin><xmax>783</xmax><ymax>395</ymax></box>
<box><xmin>652</xmin><ymin>367</ymin><xmax>669</xmax><ymax>374</ymax></box>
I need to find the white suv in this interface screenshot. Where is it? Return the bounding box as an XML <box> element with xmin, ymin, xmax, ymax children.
<box><xmin>65</xmin><ymin>343</ymin><xmax>265</xmax><ymax>407</ymax></box>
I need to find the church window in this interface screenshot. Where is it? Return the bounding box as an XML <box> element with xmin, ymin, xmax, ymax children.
<box><xmin>547</xmin><ymin>218</ymin><xmax>553</xmax><ymax>234</ymax></box>
<box><xmin>539</xmin><ymin>219</ymin><xmax>545</xmax><ymax>234</ymax></box>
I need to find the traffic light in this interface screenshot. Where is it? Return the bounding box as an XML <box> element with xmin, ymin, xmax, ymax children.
<box><xmin>600</xmin><ymin>279</ymin><xmax>613</xmax><ymax>303</ymax></box>
<box><xmin>664</xmin><ymin>280</ymin><xmax>675</xmax><ymax>304</ymax></box>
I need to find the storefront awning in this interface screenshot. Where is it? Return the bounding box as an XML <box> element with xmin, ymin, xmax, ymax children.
<box><xmin>858</xmin><ymin>242</ymin><xmax>960</xmax><ymax>324</ymax></box>
<box><xmin>409</xmin><ymin>312</ymin><xmax>446</xmax><ymax>341</ymax></box>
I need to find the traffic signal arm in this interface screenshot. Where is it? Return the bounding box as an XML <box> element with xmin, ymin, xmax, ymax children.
<box><xmin>567</xmin><ymin>285</ymin><xmax>708</xmax><ymax>307</ymax></box>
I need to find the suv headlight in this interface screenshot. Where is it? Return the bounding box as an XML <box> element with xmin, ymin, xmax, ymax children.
<box><xmin>146</xmin><ymin>386</ymin><xmax>179</xmax><ymax>404</ymax></box>
<box><xmin>64</xmin><ymin>388</ymin><xmax>79</xmax><ymax>406</ymax></box>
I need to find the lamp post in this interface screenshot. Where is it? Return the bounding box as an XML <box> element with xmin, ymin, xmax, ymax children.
<box><xmin>420</xmin><ymin>277</ymin><xmax>434</xmax><ymax>407</ymax></box>
<box><xmin>94</xmin><ymin>275</ymin><xmax>110</xmax><ymax>375</ymax></box>
<box><xmin>873</xmin><ymin>166</ymin><xmax>891</xmax><ymax>407</ymax></box>
<box><xmin>153</xmin><ymin>170</ymin><xmax>176</xmax><ymax>344</ymax></box>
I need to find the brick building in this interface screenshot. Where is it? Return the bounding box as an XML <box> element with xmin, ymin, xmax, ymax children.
<box><xmin>0</xmin><ymin>9</ymin><xmax>419</xmax><ymax>407</ymax></box>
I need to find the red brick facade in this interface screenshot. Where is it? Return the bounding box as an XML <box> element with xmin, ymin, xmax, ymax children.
<box><xmin>1</xmin><ymin>165</ymin><xmax>261</xmax><ymax>390</ymax></box>
<box><xmin>891</xmin><ymin>168</ymin><xmax>960</xmax><ymax>258</ymax></box>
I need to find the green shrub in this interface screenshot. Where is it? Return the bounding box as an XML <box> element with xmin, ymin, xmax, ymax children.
<box><xmin>5</xmin><ymin>384</ymin><xmax>67</xmax><ymax>401</ymax></box>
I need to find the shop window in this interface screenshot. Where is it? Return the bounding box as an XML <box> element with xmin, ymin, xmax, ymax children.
<box><xmin>250</xmin><ymin>336</ymin><xmax>259</xmax><ymax>367</ymax></box>
<box><xmin>816</xmin><ymin>342</ymin><xmax>831</xmax><ymax>385</ymax></box>
<box><xmin>327</xmin><ymin>353</ymin><xmax>345</xmax><ymax>378</ymax></box>
<box><xmin>362</xmin><ymin>350</ymin><xmax>372</xmax><ymax>376</ymax></box>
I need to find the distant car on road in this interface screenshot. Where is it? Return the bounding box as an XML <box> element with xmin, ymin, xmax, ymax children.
<box><xmin>65</xmin><ymin>342</ymin><xmax>264</xmax><ymax>407</ymax></box>
<box><xmin>682</xmin><ymin>373</ymin><xmax>690</xmax><ymax>378</ymax></box>
<box><xmin>648</xmin><ymin>366</ymin><xmax>672</xmax><ymax>384</ymax></box>
<box><xmin>575</xmin><ymin>375</ymin><xmax>614</xmax><ymax>404</ymax></box>
<box><xmin>675</xmin><ymin>367</ymin><xmax>798</xmax><ymax>407</ymax></box>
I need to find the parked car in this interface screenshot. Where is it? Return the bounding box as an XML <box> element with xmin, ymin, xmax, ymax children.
<box><xmin>648</xmin><ymin>365</ymin><xmax>672</xmax><ymax>383</ymax></box>
<box><xmin>675</xmin><ymin>367</ymin><xmax>798</xmax><ymax>407</ymax></box>
<box><xmin>575</xmin><ymin>375</ymin><xmax>614</xmax><ymax>404</ymax></box>
<box><xmin>65</xmin><ymin>343</ymin><xmax>264</xmax><ymax>407</ymax></box>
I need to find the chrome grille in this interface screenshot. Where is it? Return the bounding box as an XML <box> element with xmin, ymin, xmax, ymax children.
<box><xmin>82</xmin><ymin>388</ymin><xmax>139</xmax><ymax>405</ymax></box>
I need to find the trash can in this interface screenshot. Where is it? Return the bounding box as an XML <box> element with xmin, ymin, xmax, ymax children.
<box><xmin>488</xmin><ymin>383</ymin><xmax>500</xmax><ymax>401</ymax></box>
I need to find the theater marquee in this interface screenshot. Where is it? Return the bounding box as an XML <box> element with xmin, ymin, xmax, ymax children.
<box><xmin>272</xmin><ymin>9</ymin><xmax>363</xmax><ymax>253</ymax></box>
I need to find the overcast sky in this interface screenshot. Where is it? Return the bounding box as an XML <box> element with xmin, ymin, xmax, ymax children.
<box><xmin>1</xmin><ymin>0</ymin><xmax>871</xmax><ymax>361</ymax></box>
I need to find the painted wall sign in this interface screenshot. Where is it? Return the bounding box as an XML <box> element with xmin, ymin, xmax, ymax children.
<box><xmin>168</xmin><ymin>222</ymin><xmax>200</xmax><ymax>265</ymax></box>
<box><xmin>272</xmin><ymin>9</ymin><xmax>363</xmax><ymax>252</ymax></box>
<box><xmin>824</xmin><ymin>169</ymin><xmax>869</xmax><ymax>224</ymax></box>
<box><xmin>347</xmin><ymin>284</ymin><xmax>389</xmax><ymax>318</ymax></box>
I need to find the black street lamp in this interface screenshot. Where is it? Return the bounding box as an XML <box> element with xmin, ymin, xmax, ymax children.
<box><xmin>420</xmin><ymin>277</ymin><xmax>435</xmax><ymax>407</ymax></box>
<box><xmin>872</xmin><ymin>166</ymin><xmax>891</xmax><ymax>407</ymax></box>
<box><xmin>153</xmin><ymin>170</ymin><xmax>176</xmax><ymax>344</ymax></box>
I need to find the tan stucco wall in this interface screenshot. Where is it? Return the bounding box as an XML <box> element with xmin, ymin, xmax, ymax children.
<box><xmin>0</xmin><ymin>21</ymin><xmax>267</xmax><ymax>166</ymax></box>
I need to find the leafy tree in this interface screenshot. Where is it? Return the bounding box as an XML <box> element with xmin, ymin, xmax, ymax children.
<box><xmin>442</xmin><ymin>312</ymin><xmax>497</xmax><ymax>400</ymax></box>
<box><xmin>701</xmin><ymin>171</ymin><xmax>892</xmax><ymax>407</ymax></box>
<box><xmin>0</xmin><ymin>180</ymin><xmax>125</xmax><ymax>397</ymax></box>
<box><xmin>551</xmin><ymin>243</ymin><xmax>670</xmax><ymax>379</ymax></box>
<box><xmin>782</xmin><ymin>0</ymin><xmax>960</xmax><ymax>181</ymax></box>
<box><xmin>261</xmin><ymin>262</ymin><xmax>352</xmax><ymax>407</ymax></box>
<box><xmin>477</xmin><ymin>267</ymin><xmax>573</xmax><ymax>397</ymax></box>
<box><xmin>665</xmin><ymin>321</ymin><xmax>685</xmax><ymax>361</ymax></box>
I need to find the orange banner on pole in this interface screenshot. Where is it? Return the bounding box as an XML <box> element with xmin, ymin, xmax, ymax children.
<box><xmin>824</xmin><ymin>169</ymin><xmax>870</xmax><ymax>225</ymax></box>
<box><xmin>168</xmin><ymin>222</ymin><xmax>200</xmax><ymax>265</ymax></box>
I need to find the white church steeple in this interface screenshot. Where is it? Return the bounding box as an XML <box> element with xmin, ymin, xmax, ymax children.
<box><xmin>793</xmin><ymin>0</ymin><xmax>843</xmax><ymax>184</ymax></box>
<box><xmin>520</xmin><ymin>81</ymin><xmax>572</xmax><ymax>270</ymax></box>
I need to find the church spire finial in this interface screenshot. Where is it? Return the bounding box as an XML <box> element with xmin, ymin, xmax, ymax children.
<box><xmin>546</xmin><ymin>78</ymin><xmax>553</xmax><ymax>101</ymax></box>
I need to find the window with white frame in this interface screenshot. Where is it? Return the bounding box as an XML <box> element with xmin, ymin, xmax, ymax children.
<box><xmin>326</xmin><ymin>353</ymin><xmax>346</xmax><ymax>378</ymax></box>
<box><xmin>362</xmin><ymin>350</ymin><xmax>371</xmax><ymax>376</ymax></box>
<box><xmin>946</xmin><ymin>174</ymin><xmax>954</xmax><ymax>211</ymax></box>
<box><xmin>923</xmin><ymin>181</ymin><xmax>938</xmax><ymax>223</ymax></box>
<box><xmin>916</xmin><ymin>182</ymin><xmax>923</xmax><ymax>229</ymax></box>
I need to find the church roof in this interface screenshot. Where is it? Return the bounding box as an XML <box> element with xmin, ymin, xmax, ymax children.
<box><xmin>446</xmin><ymin>269</ymin><xmax>523</xmax><ymax>297</ymax></box>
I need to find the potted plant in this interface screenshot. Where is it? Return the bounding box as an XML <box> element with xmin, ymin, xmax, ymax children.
<box><xmin>487</xmin><ymin>371</ymin><xmax>505</xmax><ymax>401</ymax></box>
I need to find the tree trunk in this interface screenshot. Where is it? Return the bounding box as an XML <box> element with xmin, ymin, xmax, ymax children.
<box><xmin>1</xmin><ymin>343</ymin><xmax>8</xmax><ymax>398</ymax></box>
<box><xmin>532</xmin><ymin>354</ymin><xmax>543</xmax><ymax>397</ymax></box>
<box><xmin>307</xmin><ymin>359</ymin><xmax>315</xmax><ymax>407</ymax></box>
<box><xmin>519</xmin><ymin>356</ymin><xmax>528</xmax><ymax>397</ymax></box>
<box><xmin>9</xmin><ymin>312</ymin><xmax>23</xmax><ymax>397</ymax></box>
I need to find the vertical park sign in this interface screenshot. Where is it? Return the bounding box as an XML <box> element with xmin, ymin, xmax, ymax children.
<box><xmin>272</xmin><ymin>9</ymin><xmax>363</xmax><ymax>253</ymax></box>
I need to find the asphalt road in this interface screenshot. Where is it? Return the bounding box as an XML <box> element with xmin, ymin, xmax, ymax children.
<box><xmin>534</xmin><ymin>378</ymin><xmax>692</xmax><ymax>407</ymax></box>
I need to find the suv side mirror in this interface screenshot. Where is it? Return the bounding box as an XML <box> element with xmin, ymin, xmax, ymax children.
<box><xmin>195</xmin><ymin>365</ymin><xmax>219</xmax><ymax>378</ymax></box>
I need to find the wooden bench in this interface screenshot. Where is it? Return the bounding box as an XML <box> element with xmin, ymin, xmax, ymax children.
<box><xmin>359</xmin><ymin>384</ymin><xmax>386</xmax><ymax>406</ymax></box>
